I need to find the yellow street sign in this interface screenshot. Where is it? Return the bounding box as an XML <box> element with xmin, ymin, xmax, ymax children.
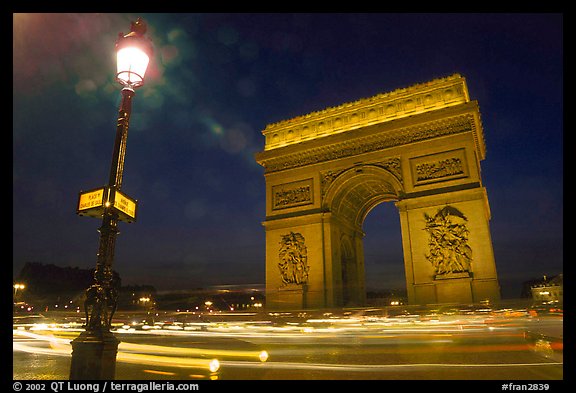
<box><xmin>77</xmin><ymin>187</ymin><xmax>106</xmax><ymax>218</ymax></box>
<box><xmin>77</xmin><ymin>187</ymin><xmax>137</xmax><ymax>223</ymax></box>
<box><xmin>113</xmin><ymin>189</ymin><xmax>137</xmax><ymax>222</ymax></box>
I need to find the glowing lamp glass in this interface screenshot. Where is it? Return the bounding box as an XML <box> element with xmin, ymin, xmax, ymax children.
<box><xmin>116</xmin><ymin>47</ymin><xmax>150</xmax><ymax>87</ymax></box>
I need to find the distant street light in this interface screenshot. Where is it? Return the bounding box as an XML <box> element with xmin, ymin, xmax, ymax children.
<box><xmin>70</xmin><ymin>17</ymin><xmax>153</xmax><ymax>381</ymax></box>
<box><xmin>13</xmin><ymin>283</ymin><xmax>25</xmax><ymax>300</ymax></box>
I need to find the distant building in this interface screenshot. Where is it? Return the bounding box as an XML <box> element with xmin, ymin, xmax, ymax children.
<box><xmin>531</xmin><ymin>274</ymin><xmax>563</xmax><ymax>305</ymax></box>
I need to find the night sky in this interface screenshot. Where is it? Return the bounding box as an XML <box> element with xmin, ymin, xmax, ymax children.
<box><xmin>13</xmin><ymin>13</ymin><xmax>563</xmax><ymax>299</ymax></box>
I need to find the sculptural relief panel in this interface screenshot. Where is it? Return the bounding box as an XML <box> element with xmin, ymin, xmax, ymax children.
<box><xmin>278</xmin><ymin>232</ymin><xmax>309</xmax><ymax>286</ymax></box>
<box><xmin>272</xmin><ymin>179</ymin><xmax>314</xmax><ymax>210</ymax></box>
<box><xmin>423</xmin><ymin>206</ymin><xmax>473</xmax><ymax>279</ymax></box>
<box><xmin>410</xmin><ymin>148</ymin><xmax>469</xmax><ymax>187</ymax></box>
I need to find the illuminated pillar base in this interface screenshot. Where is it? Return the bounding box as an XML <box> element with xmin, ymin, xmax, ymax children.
<box><xmin>69</xmin><ymin>330</ymin><xmax>119</xmax><ymax>380</ymax></box>
<box><xmin>272</xmin><ymin>284</ymin><xmax>308</xmax><ymax>310</ymax></box>
<box><xmin>397</xmin><ymin>187</ymin><xmax>501</xmax><ymax>305</ymax></box>
<box><xmin>434</xmin><ymin>276</ymin><xmax>474</xmax><ymax>304</ymax></box>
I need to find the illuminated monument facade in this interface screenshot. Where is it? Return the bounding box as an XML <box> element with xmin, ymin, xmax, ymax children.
<box><xmin>255</xmin><ymin>74</ymin><xmax>500</xmax><ymax>309</ymax></box>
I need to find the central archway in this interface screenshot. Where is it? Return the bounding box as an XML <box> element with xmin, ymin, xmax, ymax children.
<box><xmin>321</xmin><ymin>165</ymin><xmax>403</xmax><ymax>306</ymax></box>
<box><xmin>256</xmin><ymin>74</ymin><xmax>501</xmax><ymax>309</ymax></box>
<box><xmin>362</xmin><ymin>201</ymin><xmax>406</xmax><ymax>303</ymax></box>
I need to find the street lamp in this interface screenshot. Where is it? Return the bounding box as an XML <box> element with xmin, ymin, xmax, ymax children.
<box><xmin>70</xmin><ymin>17</ymin><xmax>153</xmax><ymax>380</ymax></box>
<box><xmin>13</xmin><ymin>283</ymin><xmax>25</xmax><ymax>301</ymax></box>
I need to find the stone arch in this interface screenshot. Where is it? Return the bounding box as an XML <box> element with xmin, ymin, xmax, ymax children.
<box><xmin>320</xmin><ymin>166</ymin><xmax>404</xmax><ymax>307</ymax></box>
<box><xmin>323</xmin><ymin>165</ymin><xmax>404</xmax><ymax>229</ymax></box>
<box><xmin>256</xmin><ymin>74</ymin><xmax>501</xmax><ymax>309</ymax></box>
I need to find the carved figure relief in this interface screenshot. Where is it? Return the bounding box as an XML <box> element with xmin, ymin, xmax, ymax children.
<box><xmin>320</xmin><ymin>169</ymin><xmax>346</xmax><ymax>198</ymax></box>
<box><xmin>379</xmin><ymin>158</ymin><xmax>403</xmax><ymax>183</ymax></box>
<box><xmin>272</xmin><ymin>179</ymin><xmax>313</xmax><ymax>210</ymax></box>
<box><xmin>274</xmin><ymin>186</ymin><xmax>310</xmax><ymax>207</ymax></box>
<box><xmin>416</xmin><ymin>157</ymin><xmax>464</xmax><ymax>182</ymax></box>
<box><xmin>410</xmin><ymin>149</ymin><xmax>469</xmax><ymax>186</ymax></box>
<box><xmin>278</xmin><ymin>232</ymin><xmax>309</xmax><ymax>286</ymax></box>
<box><xmin>424</xmin><ymin>206</ymin><xmax>473</xmax><ymax>277</ymax></box>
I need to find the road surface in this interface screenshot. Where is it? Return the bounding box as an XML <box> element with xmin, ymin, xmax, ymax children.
<box><xmin>13</xmin><ymin>308</ymin><xmax>563</xmax><ymax>380</ymax></box>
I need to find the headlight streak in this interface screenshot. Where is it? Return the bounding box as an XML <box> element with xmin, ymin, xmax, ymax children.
<box><xmin>13</xmin><ymin>330</ymin><xmax>221</xmax><ymax>372</ymax></box>
<box><xmin>14</xmin><ymin>312</ymin><xmax>562</xmax><ymax>376</ymax></box>
<box><xmin>12</xmin><ymin>335</ymin><xmax>220</xmax><ymax>372</ymax></box>
<box><xmin>119</xmin><ymin>341</ymin><xmax>267</xmax><ymax>362</ymax></box>
<box><xmin>217</xmin><ymin>360</ymin><xmax>563</xmax><ymax>372</ymax></box>
<box><xmin>14</xmin><ymin>332</ymin><xmax>561</xmax><ymax>375</ymax></box>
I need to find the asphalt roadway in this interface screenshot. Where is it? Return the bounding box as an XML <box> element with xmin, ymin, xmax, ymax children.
<box><xmin>13</xmin><ymin>308</ymin><xmax>564</xmax><ymax>382</ymax></box>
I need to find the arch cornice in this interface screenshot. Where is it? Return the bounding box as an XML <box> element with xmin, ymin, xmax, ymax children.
<box><xmin>255</xmin><ymin>104</ymin><xmax>483</xmax><ymax>175</ymax></box>
<box><xmin>261</xmin><ymin>74</ymin><xmax>471</xmax><ymax>151</ymax></box>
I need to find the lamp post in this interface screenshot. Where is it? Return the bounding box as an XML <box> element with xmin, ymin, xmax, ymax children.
<box><xmin>70</xmin><ymin>17</ymin><xmax>153</xmax><ymax>380</ymax></box>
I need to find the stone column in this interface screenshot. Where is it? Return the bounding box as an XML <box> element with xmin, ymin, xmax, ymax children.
<box><xmin>397</xmin><ymin>187</ymin><xmax>500</xmax><ymax>305</ymax></box>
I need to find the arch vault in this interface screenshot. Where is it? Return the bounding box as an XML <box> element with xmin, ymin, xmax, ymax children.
<box><xmin>255</xmin><ymin>74</ymin><xmax>500</xmax><ymax>309</ymax></box>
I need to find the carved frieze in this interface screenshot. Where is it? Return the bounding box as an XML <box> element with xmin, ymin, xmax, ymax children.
<box><xmin>423</xmin><ymin>206</ymin><xmax>473</xmax><ymax>279</ymax></box>
<box><xmin>410</xmin><ymin>148</ymin><xmax>469</xmax><ymax>186</ymax></box>
<box><xmin>416</xmin><ymin>157</ymin><xmax>464</xmax><ymax>181</ymax></box>
<box><xmin>278</xmin><ymin>232</ymin><xmax>309</xmax><ymax>286</ymax></box>
<box><xmin>272</xmin><ymin>179</ymin><xmax>313</xmax><ymax>210</ymax></box>
<box><xmin>260</xmin><ymin>116</ymin><xmax>474</xmax><ymax>174</ymax></box>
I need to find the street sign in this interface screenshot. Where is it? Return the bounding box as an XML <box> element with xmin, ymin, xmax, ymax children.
<box><xmin>76</xmin><ymin>187</ymin><xmax>137</xmax><ymax>223</ymax></box>
<box><xmin>112</xmin><ymin>189</ymin><xmax>137</xmax><ymax>223</ymax></box>
<box><xmin>77</xmin><ymin>187</ymin><xmax>106</xmax><ymax>218</ymax></box>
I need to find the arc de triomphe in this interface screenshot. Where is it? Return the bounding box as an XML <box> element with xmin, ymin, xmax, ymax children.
<box><xmin>255</xmin><ymin>74</ymin><xmax>500</xmax><ymax>309</ymax></box>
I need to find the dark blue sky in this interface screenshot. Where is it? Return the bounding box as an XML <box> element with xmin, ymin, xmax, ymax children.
<box><xmin>13</xmin><ymin>13</ymin><xmax>563</xmax><ymax>298</ymax></box>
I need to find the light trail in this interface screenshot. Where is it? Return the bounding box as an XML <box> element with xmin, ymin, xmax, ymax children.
<box><xmin>13</xmin><ymin>334</ymin><xmax>563</xmax><ymax>373</ymax></box>
<box><xmin>219</xmin><ymin>360</ymin><xmax>563</xmax><ymax>372</ymax></box>
<box><xmin>15</xmin><ymin>328</ymin><xmax>268</xmax><ymax>362</ymax></box>
<box><xmin>13</xmin><ymin>311</ymin><xmax>562</xmax><ymax>379</ymax></box>
<box><xmin>15</xmin><ymin>330</ymin><xmax>560</xmax><ymax>375</ymax></box>
<box><xmin>119</xmin><ymin>341</ymin><xmax>268</xmax><ymax>362</ymax></box>
<box><xmin>14</xmin><ymin>326</ymin><xmax>561</xmax><ymax>374</ymax></box>
<box><xmin>13</xmin><ymin>330</ymin><xmax>220</xmax><ymax>372</ymax></box>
